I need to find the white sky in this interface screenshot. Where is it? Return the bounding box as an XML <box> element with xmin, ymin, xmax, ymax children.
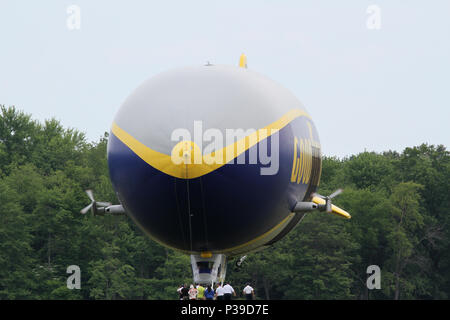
<box><xmin>0</xmin><ymin>1</ymin><xmax>449</xmax><ymax>157</ymax></box>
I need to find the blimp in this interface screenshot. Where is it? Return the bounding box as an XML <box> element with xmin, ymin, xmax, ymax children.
<box><xmin>81</xmin><ymin>54</ymin><xmax>351</xmax><ymax>285</ymax></box>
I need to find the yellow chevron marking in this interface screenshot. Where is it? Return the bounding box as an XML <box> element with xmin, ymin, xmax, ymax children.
<box><xmin>111</xmin><ymin>109</ymin><xmax>310</xmax><ymax>179</ymax></box>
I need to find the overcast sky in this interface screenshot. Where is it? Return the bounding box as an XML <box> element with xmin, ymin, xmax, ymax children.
<box><xmin>0</xmin><ymin>1</ymin><xmax>449</xmax><ymax>157</ymax></box>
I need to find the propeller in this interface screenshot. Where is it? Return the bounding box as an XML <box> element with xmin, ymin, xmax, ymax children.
<box><xmin>312</xmin><ymin>188</ymin><xmax>343</xmax><ymax>213</ymax></box>
<box><xmin>80</xmin><ymin>189</ymin><xmax>111</xmax><ymax>215</ymax></box>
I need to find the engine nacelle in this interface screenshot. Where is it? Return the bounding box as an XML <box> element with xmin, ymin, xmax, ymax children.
<box><xmin>104</xmin><ymin>205</ymin><xmax>126</xmax><ymax>215</ymax></box>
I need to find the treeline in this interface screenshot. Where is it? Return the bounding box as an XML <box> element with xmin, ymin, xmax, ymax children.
<box><xmin>0</xmin><ymin>105</ymin><xmax>449</xmax><ymax>299</ymax></box>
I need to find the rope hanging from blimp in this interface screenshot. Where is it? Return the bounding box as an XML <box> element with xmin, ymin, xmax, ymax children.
<box><xmin>199</xmin><ymin>176</ymin><xmax>209</xmax><ymax>249</ymax></box>
<box><xmin>174</xmin><ymin>177</ymin><xmax>188</xmax><ymax>249</ymax></box>
<box><xmin>186</xmin><ymin>162</ymin><xmax>193</xmax><ymax>252</ymax></box>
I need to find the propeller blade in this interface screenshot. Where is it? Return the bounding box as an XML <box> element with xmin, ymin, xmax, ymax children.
<box><xmin>97</xmin><ymin>202</ymin><xmax>112</xmax><ymax>207</ymax></box>
<box><xmin>326</xmin><ymin>201</ymin><xmax>332</xmax><ymax>213</ymax></box>
<box><xmin>329</xmin><ymin>189</ymin><xmax>343</xmax><ymax>199</ymax></box>
<box><xmin>86</xmin><ymin>189</ymin><xmax>94</xmax><ymax>202</ymax></box>
<box><xmin>312</xmin><ymin>192</ymin><xmax>325</xmax><ymax>199</ymax></box>
<box><xmin>80</xmin><ymin>203</ymin><xmax>93</xmax><ymax>214</ymax></box>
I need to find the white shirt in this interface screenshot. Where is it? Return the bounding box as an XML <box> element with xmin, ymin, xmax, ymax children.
<box><xmin>223</xmin><ymin>284</ymin><xmax>235</xmax><ymax>294</ymax></box>
<box><xmin>243</xmin><ymin>285</ymin><xmax>254</xmax><ymax>295</ymax></box>
<box><xmin>215</xmin><ymin>286</ymin><xmax>225</xmax><ymax>296</ymax></box>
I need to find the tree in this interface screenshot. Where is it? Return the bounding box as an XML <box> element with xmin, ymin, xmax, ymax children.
<box><xmin>281</xmin><ymin>213</ymin><xmax>359</xmax><ymax>299</ymax></box>
<box><xmin>0</xmin><ymin>180</ymin><xmax>36</xmax><ymax>299</ymax></box>
<box><xmin>88</xmin><ymin>244</ymin><xmax>137</xmax><ymax>300</ymax></box>
<box><xmin>0</xmin><ymin>105</ymin><xmax>39</xmax><ymax>172</ymax></box>
<box><xmin>384</xmin><ymin>182</ymin><xmax>425</xmax><ymax>299</ymax></box>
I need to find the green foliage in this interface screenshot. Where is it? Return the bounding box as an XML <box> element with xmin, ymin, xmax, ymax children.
<box><xmin>0</xmin><ymin>179</ymin><xmax>36</xmax><ymax>299</ymax></box>
<box><xmin>0</xmin><ymin>105</ymin><xmax>449</xmax><ymax>299</ymax></box>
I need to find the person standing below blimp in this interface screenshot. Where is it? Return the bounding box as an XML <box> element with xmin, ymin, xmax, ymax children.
<box><xmin>243</xmin><ymin>283</ymin><xmax>255</xmax><ymax>300</ymax></box>
<box><xmin>222</xmin><ymin>282</ymin><xmax>236</xmax><ymax>300</ymax></box>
